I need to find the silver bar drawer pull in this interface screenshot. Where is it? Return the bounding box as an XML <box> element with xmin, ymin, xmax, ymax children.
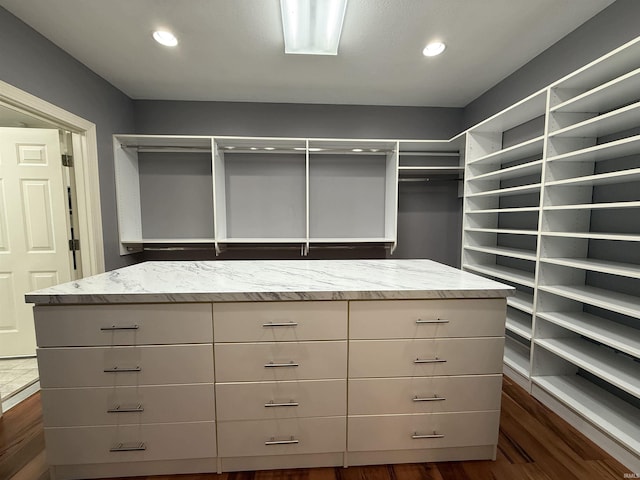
<box><xmin>265</xmin><ymin>436</ymin><xmax>299</xmax><ymax>445</ymax></box>
<box><xmin>100</xmin><ymin>325</ymin><xmax>139</xmax><ymax>331</ymax></box>
<box><xmin>108</xmin><ymin>403</ymin><xmax>144</xmax><ymax>413</ymax></box>
<box><xmin>265</xmin><ymin>400</ymin><xmax>299</xmax><ymax>408</ymax></box>
<box><xmin>263</xmin><ymin>321</ymin><xmax>298</xmax><ymax>327</ymax></box>
<box><xmin>414</xmin><ymin>357</ymin><xmax>446</xmax><ymax>364</ymax></box>
<box><xmin>264</xmin><ymin>361</ymin><xmax>299</xmax><ymax>368</ymax></box>
<box><xmin>413</xmin><ymin>395</ymin><xmax>445</xmax><ymax>402</ymax></box>
<box><xmin>415</xmin><ymin>319</ymin><xmax>449</xmax><ymax>324</ymax></box>
<box><xmin>110</xmin><ymin>442</ymin><xmax>146</xmax><ymax>452</ymax></box>
<box><xmin>104</xmin><ymin>366</ymin><xmax>142</xmax><ymax>373</ymax></box>
<box><xmin>412</xmin><ymin>431</ymin><xmax>444</xmax><ymax>439</ymax></box>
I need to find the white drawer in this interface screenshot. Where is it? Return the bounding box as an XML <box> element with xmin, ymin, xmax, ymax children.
<box><xmin>44</xmin><ymin>421</ymin><xmax>216</xmax><ymax>465</ymax></box>
<box><xmin>348</xmin><ymin>411</ymin><xmax>500</xmax><ymax>452</ymax></box>
<box><xmin>34</xmin><ymin>304</ymin><xmax>213</xmax><ymax>347</ymax></box>
<box><xmin>349</xmin><ymin>299</ymin><xmax>505</xmax><ymax>339</ymax></box>
<box><xmin>213</xmin><ymin>301</ymin><xmax>347</xmax><ymax>342</ymax></box>
<box><xmin>348</xmin><ymin>375</ymin><xmax>502</xmax><ymax>415</ymax></box>
<box><xmin>216</xmin><ymin>379</ymin><xmax>346</xmax><ymax>421</ymax></box>
<box><xmin>349</xmin><ymin>337</ymin><xmax>504</xmax><ymax>377</ymax></box>
<box><xmin>41</xmin><ymin>384</ymin><xmax>215</xmax><ymax>426</ymax></box>
<box><xmin>217</xmin><ymin>417</ymin><xmax>345</xmax><ymax>457</ymax></box>
<box><xmin>215</xmin><ymin>341</ymin><xmax>347</xmax><ymax>382</ymax></box>
<box><xmin>37</xmin><ymin>344</ymin><xmax>214</xmax><ymax>388</ymax></box>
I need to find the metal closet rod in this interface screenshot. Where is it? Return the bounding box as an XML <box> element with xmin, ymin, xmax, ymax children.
<box><xmin>120</xmin><ymin>143</ymin><xmax>400</xmax><ymax>154</ymax></box>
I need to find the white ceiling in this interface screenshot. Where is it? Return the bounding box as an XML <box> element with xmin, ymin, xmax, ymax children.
<box><xmin>0</xmin><ymin>0</ymin><xmax>615</xmax><ymax>107</ymax></box>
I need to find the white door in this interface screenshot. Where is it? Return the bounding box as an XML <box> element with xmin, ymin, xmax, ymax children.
<box><xmin>0</xmin><ymin>128</ymin><xmax>72</xmax><ymax>356</ymax></box>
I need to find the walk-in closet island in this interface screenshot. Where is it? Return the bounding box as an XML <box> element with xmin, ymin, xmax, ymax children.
<box><xmin>26</xmin><ymin>259</ymin><xmax>512</xmax><ymax>479</ymax></box>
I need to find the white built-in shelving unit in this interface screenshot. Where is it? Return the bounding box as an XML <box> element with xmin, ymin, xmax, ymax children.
<box><xmin>462</xmin><ymin>35</ymin><xmax>640</xmax><ymax>471</ymax></box>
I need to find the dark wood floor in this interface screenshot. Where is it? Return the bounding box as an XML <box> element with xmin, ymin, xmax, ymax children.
<box><xmin>0</xmin><ymin>376</ymin><xmax>632</xmax><ymax>480</ymax></box>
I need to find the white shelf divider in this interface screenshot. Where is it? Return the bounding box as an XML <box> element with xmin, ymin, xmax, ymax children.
<box><xmin>538</xmin><ymin>284</ymin><xmax>640</xmax><ymax>319</ymax></box>
<box><xmin>467</xmin><ymin>136</ymin><xmax>544</xmax><ymax>166</ymax></box>
<box><xmin>465</xmin><ymin>245</ymin><xmax>537</xmax><ymax>262</ymax></box>
<box><xmin>549</xmin><ymin>101</ymin><xmax>640</xmax><ymax>139</ymax></box>
<box><xmin>540</xmin><ymin>257</ymin><xmax>640</xmax><ymax>279</ymax></box>
<box><xmin>463</xmin><ymin>263</ymin><xmax>535</xmax><ymax>288</ymax></box>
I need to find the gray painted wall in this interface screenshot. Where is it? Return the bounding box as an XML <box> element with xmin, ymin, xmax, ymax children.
<box><xmin>0</xmin><ymin>7</ymin><xmax>136</xmax><ymax>271</ymax></box>
<box><xmin>463</xmin><ymin>0</ymin><xmax>640</xmax><ymax>129</ymax></box>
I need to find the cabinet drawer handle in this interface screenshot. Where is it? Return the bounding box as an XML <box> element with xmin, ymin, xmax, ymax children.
<box><xmin>414</xmin><ymin>357</ymin><xmax>446</xmax><ymax>364</ymax></box>
<box><xmin>415</xmin><ymin>319</ymin><xmax>449</xmax><ymax>324</ymax></box>
<box><xmin>263</xmin><ymin>321</ymin><xmax>298</xmax><ymax>327</ymax></box>
<box><xmin>265</xmin><ymin>400</ymin><xmax>299</xmax><ymax>407</ymax></box>
<box><xmin>100</xmin><ymin>325</ymin><xmax>139</xmax><ymax>331</ymax></box>
<box><xmin>110</xmin><ymin>442</ymin><xmax>146</xmax><ymax>452</ymax></box>
<box><xmin>413</xmin><ymin>395</ymin><xmax>445</xmax><ymax>402</ymax></box>
<box><xmin>412</xmin><ymin>431</ymin><xmax>444</xmax><ymax>440</ymax></box>
<box><xmin>108</xmin><ymin>403</ymin><xmax>144</xmax><ymax>413</ymax></box>
<box><xmin>104</xmin><ymin>366</ymin><xmax>142</xmax><ymax>373</ymax></box>
<box><xmin>264</xmin><ymin>361</ymin><xmax>299</xmax><ymax>368</ymax></box>
<box><xmin>265</xmin><ymin>436</ymin><xmax>299</xmax><ymax>445</ymax></box>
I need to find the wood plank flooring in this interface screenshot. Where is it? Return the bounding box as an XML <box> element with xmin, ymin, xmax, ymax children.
<box><xmin>0</xmin><ymin>375</ymin><xmax>633</xmax><ymax>480</ymax></box>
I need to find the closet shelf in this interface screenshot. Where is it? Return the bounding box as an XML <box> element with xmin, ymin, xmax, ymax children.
<box><xmin>506</xmin><ymin>309</ymin><xmax>533</xmax><ymax>340</ymax></box>
<box><xmin>466</xmin><ymin>183</ymin><xmax>541</xmax><ymax>198</ymax></box>
<box><xmin>540</xmin><ymin>257</ymin><xmax>640</xmax><ymax>279</ymax></box>
<box><xmin>507</xmin><ymin>290</ymin><xmax>534</xmax><ymax>314</ymax></box>
<box><xmin>549</xmin><ymin>100</ymin><xmax>640</xmax><ymax>139</ymax></box>
<box><xmin>536</xmin><ymin>311</ymin><xmax>640</xmax><ymax>358</ymax></box>
<box><xmin>463</xmin><ymin>263</ymin><xmax>535</xmax><ymax>288</ymax></box>
<box><xmin>124</xmin><ymin>238</ymin><xmax>215</xmax><ymax>244</ymax></box>
<box><xmin>543</xmin><ymin>201</ymin><xmax>640</xmax><ymax>211</ymax></box>
<box><xmin>218</xmin><ymin>237</ymin><xmax>307</xmax><ymax>244</ymax></box>
<box><xmin>466</xmin><ymin>227</ymin><xmax>538</xmax><ymax>236</ymax></box>
<box><xmin>465</xmin><ymin>245</ymin><xmax>537</xmax><ymax>261</ymax></box>
<box><xmin>472</xmin><ymin>90</ymin><xmax>547</xmax><ymax>134</ymax></box>
<box><xmin>538</xmin><ymin>284</ymin><xmax>640</xmax><ymax>319</ymax></box>
<box><xmin>466</xmin><ymin>206</ymin><xmax>540</xmax><ymax>214</ymax></box>
<box><xmin>546</xmin><ymin>134</ymin><xmax>640</xmax><ymax>164</ymax></box>
<box><xmin>468</xmin><ymin>160</ymin><xmax>543</xmax><ymax>182</ymax></box>
<box><xmin>535</xmin><ymin>337</ymin><xmax>640</xmax><ymax>399</ymax></box>
<box><xmin>504</xmin><ymin>336</ymin><xmax>531</xmax><ymax>378</ymax></box>
<box><xmin>551</xmin><ymin>66</ymin><xmax>640</xmax><ymax>114</ymax></box>
<box><xmin>545</xmin><ymin>167</ymin><xmax>640</xmax><ymax>188</ymax></box>
<box><xmin>541</xmin><ymin>231</ymin><xmax>640</xmax><ymax>242</ymax></box>
<box><xmin>467</xmin><ymin>136</ymin><xmax>544</xmax><ymax>166</ymax></box>
<box><xmin>532</xmin><ymin>374</ymin><xmax>640</xmax><ymax>455</ymax></box>
<box><xmin>397</xmin><ymin>166</ymin><xmax>463</xmax><ymax>176</ymax></box>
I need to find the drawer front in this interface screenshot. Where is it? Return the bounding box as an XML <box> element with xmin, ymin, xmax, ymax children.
<box><xmin>45</xmin><ymin>421</ymin><xmax>216</xmax><ymax>465</ymax></box>
<box><xmin>213</xmin><ymin>301</ymin><xmax>347</xmax><ymax>342</ymax></box>
<box><xmin>216</xmin><ymin>379</ymin><xmax>346</xmax><ymax>421</ymax></box>
<box><xmin>34</xmin><ymin>304</ymin><xmax>213</xmax><ymax>347</ymax></box>
<box><xmin>41</xmin><ymin>384</ymin><xmax>215</xmax><ymax>426</ymax></box>
<box><xmin>348</xmin><ymin>411</ymin><xmax>500</xmax><ymax>452</ymax></box>
<box><xmin>348</xmin><ymin>375</ymin><xmax>502</xmax><ymax>415</ymax></box>
<box><xmin>349</xmin><ymin>337</ymin><xmax>504</xmax><ymax>378</ymax></box>
<box><xmin>217</xmin><ymin>417</ymin><xmax>345</xmax><ymax>457</ymax></box>
<box><xmin>349</xmin><ymin>299</ymin><xmax>506</xmax><ymax>339</ymax></box>
<box><xmin>215</xmin><ymin>341</ymin><xmax>347</xmax><ymax>382</ymax></box>
<box><xmin>37</xmin><ymin>344</ymin><xmax>214</xmax><ymax>388</ymax></box>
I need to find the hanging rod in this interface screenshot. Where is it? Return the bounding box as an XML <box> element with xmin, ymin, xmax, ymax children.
<box><xmin>398</xmin><ymin>177</ymin><xmax>461</xmax><ymax>183</ymax></box>
<box><xmin>121</xmin><ymin>144</ymin><xmax>212</xmax><ymax>153</ymax></box>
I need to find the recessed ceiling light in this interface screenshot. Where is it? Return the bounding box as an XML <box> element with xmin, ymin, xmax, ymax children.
<box><xmin>153</xmin><ymin>30</ymin><xmax>178</xmax><ymax>47</ymax></box>
<box><xmin>423</xmin><ymin>42</ymin><xmax>445</xmax><ymax>57</ymax></box>
<box><xmin>250</xmin><ymin>147</ymin><xmax>259</xmax><ymax>150</ymax></box>
<box><xmin>352</xmin><ymin>148</ymin><xmax>363</xmax><ymax>152</ymax></box>
<box><xmin>308</xmin><ymin>147</ymin><xmax>323</xmax><ymax>152</ymax></box>
<box><xmin>264</xmin><ymin>147</ymin><xmax>276</xmax><ymax>150</ymax></box>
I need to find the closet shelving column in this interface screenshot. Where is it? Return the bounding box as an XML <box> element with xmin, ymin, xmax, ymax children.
<box><xmin>461</xmin><ymin>90</ymin><xmax>548</xmax><ymax>389</ymax></box>
<box><xmin>532</xmin><ymin>37</ymin><xmax>640</xmax><ymax>463</ymax></box>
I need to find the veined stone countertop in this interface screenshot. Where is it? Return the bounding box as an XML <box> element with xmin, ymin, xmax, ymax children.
<box><xmin>25</xmin><ymin>259</ymin><xmax>514</xmax><ymax>304</ymax></box>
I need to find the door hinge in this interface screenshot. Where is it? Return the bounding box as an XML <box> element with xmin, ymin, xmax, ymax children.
<box><xmin>69</xmin><ymin>239</ymin><xmax>80</xmax><ymax>251</ymax></box>
<box><xmin>61</xmin><ymin>154</ymin><xmax>73</xmax><ymax>167</ymax></box>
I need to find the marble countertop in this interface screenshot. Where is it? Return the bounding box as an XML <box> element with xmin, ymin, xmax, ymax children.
<box><xmin>25</xmin><ymin>259</ymin><xmax>514</xmax><ymax>304</ymax></box>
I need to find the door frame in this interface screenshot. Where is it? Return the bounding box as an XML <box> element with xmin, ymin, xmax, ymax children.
<box><xmin>0</xmin><ymin>80</ymin><xmax>105</xmax><ymax>275</ymax></box>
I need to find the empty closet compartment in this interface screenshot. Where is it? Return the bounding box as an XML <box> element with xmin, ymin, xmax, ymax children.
<box><xmin>397</xmin><ymin>139</ymin><xmax>462</xmax><ymax>179</ymax></box>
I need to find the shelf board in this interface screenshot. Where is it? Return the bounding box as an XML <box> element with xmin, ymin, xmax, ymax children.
<box><xmin>541</xmin><ymin>231</ymin><xmax>640</xmax><ymax>242</ymax></box>
<box><xmin>545</xmin><ymin>167</ymin><xmax>640</xmax><ymax>188</ymax></box>
<box><xmin>466</xmin><ymin>207</ymin><xmax>540</xmax><ymax>214</ymax></box>
<box><xmin>309</xmin><ymin>237</ymin><xmax>395</xmax><ymax>244</ymax></box>
<box><xmin>463</xmin><ymin>263</ymin><xmax>535</xmax><ymax>288</ymax></box>
<box><xmin>541</xmin><ymin>257</ymin><xmax>640</xmax><ymax>279</ymax></box>
<box><xmin>551</xmin><ymin>66</ymin><xmax>640</xmax><ymax>114</ymax></box>
<box><xmin>468</xmin><ymin>159</ymin><xmax>543</xmax><ymax>182</ymax></box>
<box><xmin>532</xmin><ymin>374</ymin><xmax>640</xmax><ymax>455</ymax></box>
<box><xmin>466</xmin><ymin>183</ymin><xmax>541</xmax><ymax>198</ymax></box>
<box><xmin>467</xmin><ymin>136</ymin><xmax>544</xmax><ymax>166</ymax></box>
<box><xmin>471</xmin><ymin>90</ymin><xmax>547</xmax><ymax>134</ymax></box>
<box><xmin>549</xmin><ymin>100</ymin><xmax>640</xmax><ymax>139</ymax></box>
<box><xmin>538</xmin><ymin>284</ymin><xmax>640</xmax><ymax>319</ymax></box>
<box><xmin>506</xmin><ymin>309</ymin><xmax>533</xmax><ymax>340</ymax></box>
<box><xmin>547</xmin><ymin>134</ymin><xmax>640</xmax><ymax>164</ymax></box>
<box><xmin>465</xmin><ymin>245</ymin><xmax>537</xmax><ymax>261</ymax></box>
<box><xmin>116</xmin><ymin>134</ymin><xmax>213</xmax><ymax>150</ymax></box>
<box><xmin>508</xmin><ymin>290</ymin><xmax>534</xmax><ymax>314</ymax></box>
<box><xmin>543</xmin><ymin>201</ymin><xmax>640</xmax><ymax>211</ymax></box>
<box><xmin>466</xmin><ymin>227</ymin><xmax>538</xmax><ymax>236</ymax></box>
<box><xmin>398</xmin><ymin>166</ymin><xmax>463</xmax><ymax>177</ymax></box>
<box><xmin>535</xmin><ymin>337</ymin><xmax>640</xmax><ymax>399</ymax></box>
<box><xmin>504</xmin><ymin>336</ymin><xmax>531</xmax><ymax>378</ymax></box>
<box><xmin>133</xmin><ymin>238</ymin><xmax>215</xmax><ymax>244</ymax></box>
<box><xmin>218</xmin><ymin>238</ymin><xmax>307</xmax><ymax>244</ymax></box>
<box><xmin>398</xmin><ymin>139</ymin><xmax>460</xmax><ymax>154</ymax></box>
<box><xmin>536</xmin><ymin>311</ymin><xmax>640</xmax><ymax>358</ymax></box>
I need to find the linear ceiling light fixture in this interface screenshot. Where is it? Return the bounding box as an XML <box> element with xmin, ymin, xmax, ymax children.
<box><xmin>280</xmin><ymin>0</ymin><xmax>348</xmax><ymax>55</ymax></box>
